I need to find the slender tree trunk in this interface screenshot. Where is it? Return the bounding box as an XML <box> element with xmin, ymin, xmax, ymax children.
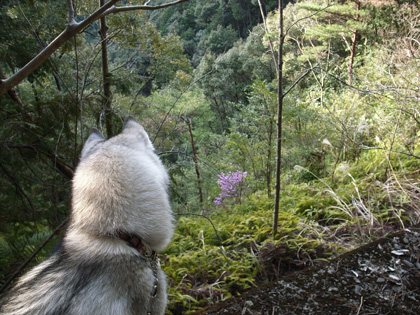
<box><xmin>348</xmin><ymin>1</ymin><xmax>360</xmax><ymax>85</ymax></box>
<box><xmin>184</xmin><ymin>117</ymin><xmax>204</xmax><ymax>207</ymax></box>
<box><xmin>99</xmin><ymin>0</ymin><xmax>113</xmax><ymax>138</ymax></box>
<box><xmin>273</xmin><ymin>0</ymin><xmax>284</xmax><ymax>236</ymax></box>
<box><xmin>266</xmin><ymin>117</ymin><xmax>274</xmax><ymax>198</ymax></box>
<box><xmin>257</xmin><ymin>0</ymin><xmax>278</xmax><ymax>70</ymax></box>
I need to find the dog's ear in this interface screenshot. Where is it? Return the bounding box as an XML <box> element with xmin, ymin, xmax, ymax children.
<box><xmin>81</xmin><ymin>128</ymin><xmax>104</xmax><ymax>160</ymax></box>
<box><xmin>122</xmin><ymin>116</ymin><xmax>144</xmax><ymax>133</ymax></box>
<box><xmin>122</xmin><ymin>116</ymin><xmax>154</xmax><ymax>148</ymax></box>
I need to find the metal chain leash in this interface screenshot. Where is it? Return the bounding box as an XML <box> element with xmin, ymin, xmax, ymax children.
<box><xmin>145</xmin><ymin>246</ymin><xmax>160</xmax><ymax>315</ymax></box>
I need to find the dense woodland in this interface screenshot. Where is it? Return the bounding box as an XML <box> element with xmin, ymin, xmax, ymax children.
<box><xmin>1</xmin><ymin>0</ymin><xmax>420</xmax><ymax>313</ymax></box>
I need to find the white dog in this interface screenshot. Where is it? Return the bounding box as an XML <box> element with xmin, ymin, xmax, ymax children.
<box><xmin>1</xmin><ymin>117</ymin><xmax>174</xmax><ymax>315</ymax></box>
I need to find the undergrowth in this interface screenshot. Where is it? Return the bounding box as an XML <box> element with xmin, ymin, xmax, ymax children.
<box><xmin>0</xmin><ymin>150</ymin><xmax>418</xmax><ymax>314</ymax></box>
<box><xmin>163</xmin><ymin>200</ymin><xmax>346</xmax><ymax>313</ymax></box>
<box><xmin>163</xmin><ymin>149</ymin><xmax>420</xmax><ymax>314</ymax></box>
<box><xmin>0</xmin><ymin>222</ymin><xmax>59</xmax><ymax>288</ymax></box>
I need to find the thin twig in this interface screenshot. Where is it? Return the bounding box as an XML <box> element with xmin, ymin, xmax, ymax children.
<box><xmin>0</xmin><ymin>162</ymin><xmax>37</xmax><ymax>216</ymax></box>
<box><xmin>283</xmin><ymin>65</ymin><xmax>318</xmax><ymax>97</ymax></box>
<box><xmin>315</xmin><ymin>67</ymin><xmax>394</xmax><ymax>99</ymax></box>
<box><xmin>356</xmin><ymin>296</ymin><xmax>363</xmax><ymax>314</ymax></box>
<box><xmin>285</xmin><ymin>1</ymin><xmax>336</xmax><ymax>36</ymax></box>
<box><xmin>175</xmin><ymin>213</ymin><xmax>222</xmax><ymax>244</ymax></box>
<box><xmin>152</xmin><ymin>68</ymin><xmax>214</xmax><ymax>143</ymax></box>
<box><xmin>175</xmin><ymin>212</ymin><xmax>230</xmax><ymax>263</ymax></box>
<box><xmin>257</xmin><ymin>0</ymin><xmax>278</xmax><ymax>70</ymax></box>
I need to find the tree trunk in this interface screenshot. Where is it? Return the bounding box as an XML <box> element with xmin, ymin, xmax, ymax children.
<box><xmin>185</xmin><ymin>117</ymin><xmax>204</xmax><ymax>208</ymax></box>
<box><xmin>273</xmin><ymin>0</ymin><xmax>284</xmax><ymax>237</ymax></box>
<box><xmin>348</xmin><ymin>1</ymin><xmax>360</xmax><ymax>85</ymax></box>
<box><xmin>266</xmin><ymin>117</ymin><xmax>274</xmax><ymax>198</ymax></box>
<box><xmin>99</xmin><ymin>0</ymin><xmax>114</xmax><ymax>138</ymax></box>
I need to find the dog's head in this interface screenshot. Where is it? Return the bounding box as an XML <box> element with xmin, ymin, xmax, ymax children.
<box><xmin>71</xmin><ymin>117</ymin><xmax>173</xmax><ymax>251</ymax></box>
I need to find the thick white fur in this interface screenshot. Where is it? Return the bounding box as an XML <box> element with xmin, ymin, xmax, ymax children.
<box><xmin>69</xmin><ymin>117</ymin><xmax>174</xmax><ymax>252</ymax></box>
<box><xmin>0</xmin><ymin>118</ymin><xmax>174</xmax><ymax>315</ymax></box>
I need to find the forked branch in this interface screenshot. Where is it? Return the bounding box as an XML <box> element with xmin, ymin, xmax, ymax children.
<box><xmin>0</xmin><ymin>0</ymin><xmax>189</xmax><ymax>96</ymax></box>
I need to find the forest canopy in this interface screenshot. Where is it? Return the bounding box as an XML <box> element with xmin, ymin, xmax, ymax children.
<box><xmin>1</xmin><ymin>0</ymin><xmax>420</xmax><ymax>312</ymax></box>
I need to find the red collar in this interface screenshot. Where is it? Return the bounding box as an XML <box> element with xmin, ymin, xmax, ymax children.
<box><xmin>115</xmin><ymin>231</ymin><xmax>157</xmax><ymax>258</ymax></box>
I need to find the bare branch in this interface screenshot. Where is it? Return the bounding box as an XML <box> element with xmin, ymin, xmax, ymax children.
<box><xmin>103</xmin><ymin>0</ymin><xmax>190</xmax><ymax>16</ymax></box>
<box><xmin>152</xmin><ymin>67</ymin><xmax>214</xmax><ymax>144</ymax></box>
<box><xmin>283</xmin><ymin>65</ymin><xmax>318</xmax><ymax>97</ymax></box>
<box><xmin>257</xmin><ymin>0</ymin><xmax>278</xmax><ymax>70</ymax></box>
<box><xmin>67</xmin><ymin>0</ymin><xmax>76</xmax><ymax>25</ymax></box>
<box><xmin>7</xmin><ymin>144</ymin><xmax>75</xmax><ymax>180</ymax></box>
<box><xmin>285</xmin><ymin>1</ymin><xmax>336</xmax><ymax>37</ymax></box>
<box><xmin>360</xmin><ymin>146</ymin><xmax>420</xmax><ymax>160</ymax></box>
<box><xmin>0</xmin><ymin>0</ymin><xmax>119</xmax><ymax>96</ymax></box>
<box><xmin>0</xmin><ymin>162</ymin><xmax>37</xmax><ymax>214</ymax></box>
<box><xmin>0</xmin><ymin>0</ymin><xmax>190</xmax><ymax>96</ymax></box>
<box><xmin>175</xmin><ymin>213</ymin><xmax>222</xmax><ymax>245</ymax></box>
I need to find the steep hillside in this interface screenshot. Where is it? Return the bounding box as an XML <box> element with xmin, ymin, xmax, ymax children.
<box><xmin>194</xmin><ymin>226</ymin><xmax>420</xmax><ymax>314</ymax></box>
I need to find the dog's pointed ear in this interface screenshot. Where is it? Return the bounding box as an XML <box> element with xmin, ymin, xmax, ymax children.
<box><xmin>122</xmin><ymin>116</ymin><xmax>154</xmax><ymax>149</ymax></box>
<box><xmin>122</xmin><ymin>116</ymin><xmax>143</xmax><ymax>132</ymax></box>
<box><xmin>81</xmin><ymin>128</ymin><xmax>104</xmax><ymax>160</ymax></box>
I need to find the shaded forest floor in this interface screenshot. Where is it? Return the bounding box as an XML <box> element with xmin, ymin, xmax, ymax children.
<box><xmin>192</xmin><ymin>225</ymin><xmax>420</xmax><ymax>315</ymax></box>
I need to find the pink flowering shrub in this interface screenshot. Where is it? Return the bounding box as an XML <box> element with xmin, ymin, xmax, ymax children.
<box><xmin>214</xmin><ymin>170</ymin><xmax>248</xmax><ymax>206</ymax></box>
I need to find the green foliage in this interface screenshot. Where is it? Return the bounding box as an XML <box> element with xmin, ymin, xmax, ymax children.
<box><xmin>194</xmin><ymin>27</ymin><xmax>277</xmax><ymax>131</ymax></box>
<box><xmin>150</xmin><ymin>0</ymin><xmax>278</xmax><ymax>64</ymax></box>
<box><xmin>162</xmin><ymin>142</ymin><xmax>420</xmax><ymax>312</ymax></box>
<box><xmin>2</xmin><ymin>1</ymin><xmax>420</xmax><ymax>314</ymax></box>
<box><xmin>163</xmin><ymin>192</ymin><xmax>347</xmax><ymax>312</ymax></box>
<box><xmin>0</xmin><ymin>0</ymin><xmax>67</xmax><ymax>74</ymax></box>
<box><xmin>0</xmin><ymin>223</ymin><xmax>61</xmax><ymax>287</ymax></box>
<box><xmin>199</xmin><ymin>25</ymin><xmax>238</xmax><ymax>55</ymax></box>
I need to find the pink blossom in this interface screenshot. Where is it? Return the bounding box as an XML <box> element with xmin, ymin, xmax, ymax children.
<box><xmin>214</xmin><ymin>170</ymin><xmax>248</xmax><ymax>206</ymax></box>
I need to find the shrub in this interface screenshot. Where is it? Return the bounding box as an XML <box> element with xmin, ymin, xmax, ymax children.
<box><xmin>214</xmin><ymin>170</ymin><xmax>248</xmax><ymax>207</ymax></box>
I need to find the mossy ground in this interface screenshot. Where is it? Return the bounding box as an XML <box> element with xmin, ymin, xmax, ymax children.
<box><xmin>163</xmin><ymin>150</ymin><xmax>420</xmax><ymax>314</ymax></box>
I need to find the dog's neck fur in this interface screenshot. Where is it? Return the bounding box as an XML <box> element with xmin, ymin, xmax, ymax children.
<box><xmin>114</xmin><ymin>231</ymin><xmax>156</xmax><ymax>257</ymax></box>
